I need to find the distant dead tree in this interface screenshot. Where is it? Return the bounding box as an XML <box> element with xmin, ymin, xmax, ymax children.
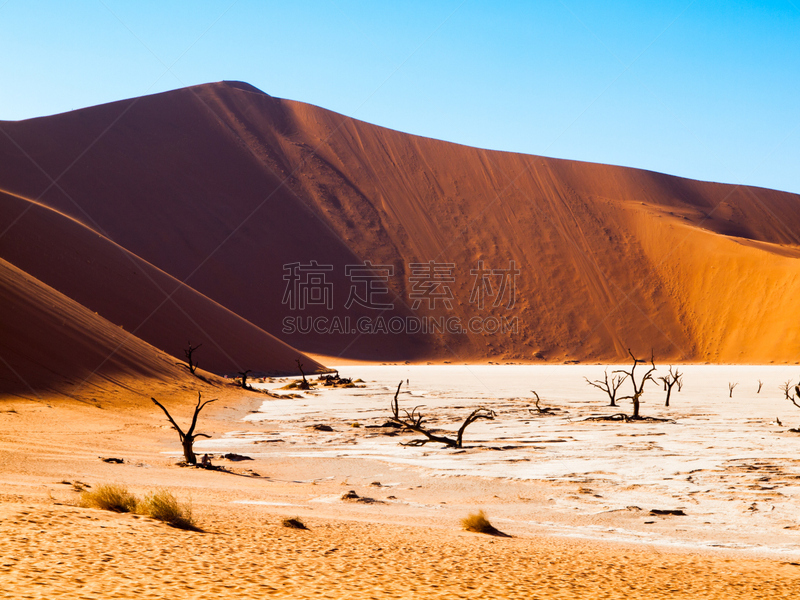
<box><xmin>529</xmin><ymin>390</ymin><xmax>560</xmax><ymax>415</ymax></box>
<box><xmin>151</xmin><ymin>392</ymin><xmax>217</xmax><ymax>465</ymax></box>
<box><xmin>659</xmin><ymin>366</ymin><xmax>683</xmax><ymax>407</ymax></box>
<box><xmin>780</xmin><ymin>380</ymin><xmax>795</xmax><ymax>400</ymax></box>
<box><xmin>785</xmin><ymin>387</ymin><xmax>800</xmax><ymax>432</ymax></box>
<box><xmin>389</xmin><ymin>381</ymin><xmax>494</xmax><ymax>448</ymax></box>
<box><xmin>237</xmin><ymin>370</ymin><xmax>253</xmax><ymax>389</ymax></box>
<box><xmin>179</xmin><ymin>342</ymin><xmax>202</xmax><ymax>375</ymax></box>
<box><xmin>728</xmin><ymin>382</ymin><xmax>738</xmax><ymax>398</ymax></box>
<box><xmin>757</xmin><ymin>380</ymin><xmax>763</xmax><ymax>394</ymax></box>
<box><xmin>296</xmin><ymin>359</ymin><xmax>311</xmax><ymax>390</ymax></box>
<box><xmin>613</xmin><ymin>349</ymin><xmax>657</xmax><ymax>420</ymax></box>
<box><xmin>790</xmin><ymin>386</ymin><xmax>800</xmax><ymax>410</ymax></box>
<box><xmin>585</xmin><ymin>369</ymin><xmax>627</xmax><ymax>407</ymax></box>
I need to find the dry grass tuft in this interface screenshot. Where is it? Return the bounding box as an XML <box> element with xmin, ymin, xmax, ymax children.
<box><xmin>461</xmin><ymin>510</ymin><xmax>511</xmax><ymax>537</ymax></box>
<box><xmin>138</xmin><ymin>489</ymin><xmax>201</xmax><ymax>531</ymax></box>
<box><xmin>282</xmin><ymin>517</ymin><xmax>308</xmax><ymax>530</ymax></box>
<box><xmin>461</xmin><ymin>510</ymin><xmax>493</xmax><ymax>533</ymax></box>
<box><xmin>79</xmin><ymin>484</ymin><xmax>137</xmax><ymax>513</ymax></box>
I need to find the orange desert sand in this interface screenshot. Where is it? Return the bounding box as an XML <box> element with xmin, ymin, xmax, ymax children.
<box><xmin>3</xmin><ymin>82</ymin><xmax>800</xmax><ymax>598</ymax></box>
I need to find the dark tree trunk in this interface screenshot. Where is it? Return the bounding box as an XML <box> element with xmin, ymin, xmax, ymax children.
<box><xmin>183</xmin><ymin>437</ymin><xmax>197</xmax><ymax>464</ymax></box>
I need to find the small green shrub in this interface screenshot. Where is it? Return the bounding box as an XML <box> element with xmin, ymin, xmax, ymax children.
<box><xmin>138</xmin><ymin>489</ymin><xmax>199</xmax><ymax>531</ymax></box>
<box><xmin>80</xmin><ymin>484</ymin><xmax>137</xmax><ymax>513</ymax></box>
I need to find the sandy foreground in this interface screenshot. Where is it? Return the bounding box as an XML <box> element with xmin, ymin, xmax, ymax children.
<box><xmin>2</xmin><ymin>372</ymin><xmax>800</xmax><ymax>599</ymax></box>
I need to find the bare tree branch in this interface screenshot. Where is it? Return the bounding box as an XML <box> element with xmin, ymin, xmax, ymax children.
<box><xmin>151</xmin><ymin>397</ymin><xmax>186</xmax><ymax>442</ymax></box>
<box><xmin>152</xmin><ymin>392</ymin><xmax>217</xmax><ymax>464</ymax></box>
<box><xmin>178</xmin><ymin>342</ymin><xmax>202</xmax><ymax>375</ymax></box>
<box><xmin>791</xmin><ymin>385</ymin><xmax>800</xmax><ymax>411</ymax></box>
<box><xmin>613</xmin><ymin>349</ymin><xmax>657</xmax><ymax>419</ymax></box>
<box><xmin>585</xmin><ymin>369</ymin><xmax>627</xmax><ymax>407</ymax></box>
<box><xmin>389</xmin><ymin>381</ymin><xmax>494</xmax><ymax>448</ymax></box>
<box><xmin>296</xmin><ymin>359</ymin><xmax>310</xmax><ymax>390</ymax></box>
<box><xmin>658</xmin><ymin>366</ymin><xmax>683</xmax><ymax>407</ymax></box>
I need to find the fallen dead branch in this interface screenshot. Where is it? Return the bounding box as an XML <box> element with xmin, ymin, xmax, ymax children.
<box><xmin>389</xmin><ymin>381</ymin><xmax>494</xmax><ymax>448</ymax></box>
<box><xmin>583</xmin><ymin>413</ymin><xmax>673</xmax><ymax>423</ymax></box>
<box><xmin>528</xmin><ymin>391</ymin><xmax>560</xmax><ymax>415</ymax></box>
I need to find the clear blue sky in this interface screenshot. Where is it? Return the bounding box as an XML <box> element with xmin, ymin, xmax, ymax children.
<box><xmin>1</xmin><ymin>1</ymin><xmax>798</xmax><ymax>193</ymax></box>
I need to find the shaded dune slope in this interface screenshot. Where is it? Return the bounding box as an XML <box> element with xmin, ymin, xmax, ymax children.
<box><xmin>0</xmin><ymin>189</ymin><xmax>324</xmax><ymax>378</ymax></box>
<box><xmin>1</xmin><ymin>81</ymin><xmax>799</xmax><ymax>363</ymax></box>
<box><xmin>0</xmin><ymin>255</ymin><xmax>186</xmax><ymax>397</ymax></box>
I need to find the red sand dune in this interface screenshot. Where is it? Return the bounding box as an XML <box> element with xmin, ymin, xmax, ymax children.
<box><xmin>2</xmin><ymin>81</ymin><xmax>800</xmax><ymax>365</ymax></box>
<box><xmin>0</xmin><ymin>188</ymin><xmax>325</xmax><ymax>383</ymax></box>
<box><xmin>0</xmin><ymin>255</ymin><xmax>184</xmax><ymax>397</ymax></box>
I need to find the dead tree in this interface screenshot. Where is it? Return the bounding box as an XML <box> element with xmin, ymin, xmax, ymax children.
<box><xmin>757</xmin><ymin>380</ymin><xmax>763</xmax><ymax>394</ymax></box>
<box><xmin>780</xmin><ymin>380</ymin><xmax>794</xmax><ymax>400</ymax></box>
<box><xmin>659</xmin><ymin>366</ymin><xmax>683</xmax><ymax>407</ymax></box>
<box><xmin>237</xmin><ymin>370</ymin><xmax>253</xmax><ymax>389</ymax></box>
<box><xmin>178</xmin><ymin>342</ymin><xmax>202</xmax><ymax>375</ymax></box>
<box><xmin>529</xmin><ymin>391</ymin><xmax>560</xmax><ymax>414</ymax></box>
<box><xmin>296</xmin><ymin>359</ymin><xmax>310</xmax><ymax>390</ymax></box>
<box><xmin>613</xmin><ymin>349</ymin><xmax>657</xmax><ymax>419</ymax></box>
<box><xmin>728</xmin><ymin>382</ymin><xmax>738</xmax><ymax>398</ymax></box>
<box><xmin>389</xmin><ymin>382</ymin><xmax>494</xmax><ymax>448</ymax></box>
<box><xmin>790</xmin><ymin>386</ymin><xmax>800</xmax><ymax>410</ymax></box>
<box><xmin>151</xmin><ymin>393</ymin><xmax>217</xmax><ymax>465</ymax></box>
<box><xmin>585</xmin><ymin>369</ymin><xmax>627</xmax><ymax>407</ymax></box>
<box><xmin>784</xmin><ymin>387</ymin><xmax>800</xmax><ymax>432</ymax></box>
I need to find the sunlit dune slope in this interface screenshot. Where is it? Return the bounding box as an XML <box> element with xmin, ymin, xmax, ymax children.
<box><xmin>0</xmin><ymin>189</ymin><xmax>324</xmax><ymax>378</ymax></box>
<box><xmin>1</xmin><ymin>80</ymin><xmax>799</xmax><ymax>363</ymax></box>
